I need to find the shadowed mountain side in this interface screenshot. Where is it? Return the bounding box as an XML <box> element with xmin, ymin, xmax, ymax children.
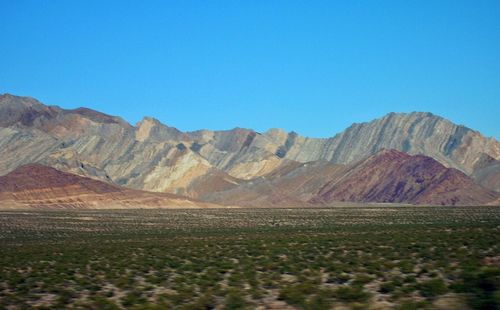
<box><xmin>0</xmin><ymin>164</ymin><xmax>224</xmax><ymax>209</ymax></box>
<box><xmin>474</xmin><ymin>164</ymin><xmax>500</xmax><ymax>193</ymax></box>
<box><xmin>471</xmin><ymin>153</ymin><xmax>500</xmax><ymax>192</ymax></box>
<box><xmin>310</xmin><ymin>150</ymin><xmax>498</xmax><ymax>206</ymax></box>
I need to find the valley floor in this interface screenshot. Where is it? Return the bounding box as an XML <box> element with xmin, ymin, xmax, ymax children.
<box><xmin>0</xmin><ymin>206</ymin><xmax>499</xmax><ymax>309</ymax></box>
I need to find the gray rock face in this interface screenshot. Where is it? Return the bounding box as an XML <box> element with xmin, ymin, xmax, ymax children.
<box><xmin>471</xmin><ymin>154</ymin><xmax>500</xmax><ymax>192</ymax></box>
<box><xmin>260</xmin><ymin>112</ymin><xmax>499</xmax><ymax>174</ymax></box>
<box><xmin>0</xmin><ymin>94</ymin><xmax>498</xmax><ymax>198</ymax></box>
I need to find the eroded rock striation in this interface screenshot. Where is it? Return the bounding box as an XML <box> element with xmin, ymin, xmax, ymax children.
<box><xmin>0</xmin><ymin>93</ymin><xmax>498</xmax><ymax>206</ymax></box>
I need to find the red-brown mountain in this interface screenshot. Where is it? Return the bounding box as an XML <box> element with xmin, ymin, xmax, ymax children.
<box><xmin>0</xmin><ymin>164</ymin><xmax>220</xmax><ymax>209</ymax></box>
<box><xmin>310</xmin><ymin>150</ymin><xmax>498</xmax><ymax>205</ymax></box>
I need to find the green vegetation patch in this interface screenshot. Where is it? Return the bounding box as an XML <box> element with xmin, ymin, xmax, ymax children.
<box><xmin>0</xmin><ymin>206</ymin><xmax>499</xmax><ymax>309</ymax></box>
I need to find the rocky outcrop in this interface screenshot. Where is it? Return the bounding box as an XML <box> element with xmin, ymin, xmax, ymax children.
<box><xmin>310</xmin><ymin>150</ymin><xmax>498</xmax><ymax>206</ymax></box>
<box><xmin>0</xmin><ymin>164</ymin><xmax>221</xmax><ymax>209</ymax></box>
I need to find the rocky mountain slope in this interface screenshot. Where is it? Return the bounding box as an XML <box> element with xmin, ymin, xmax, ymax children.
<box><xmin>195</xmin><ymin>150</ymin><xmax>497</xmax><ymax>206</ymax></box>
<box><xmin>0</xmin><ymin>164</ymin><xmax>220</xmax><ymax>209</ymax></box>
<box><xmin>471</xmin><ymin>154</ymin><xmax>500</xmax><ymax>192</ymax></box>
<box><xmin>199</xmin><ymin>161</ymin><xmax>348</xmax><ymax>207</ymax></box>
<box><xmin>310</xmin><ymin>150</ymin><xmax>498</xmax><ymax>205</ymax></box>
<box><xmin>0</xmin><ymin>93</ymin><xmax>498</xmax><ymax>206</ymax></box>
<box><xmin>264</xmin><ymin>113</ymin><xmax>499</xmax><ymax>175</ymax></box>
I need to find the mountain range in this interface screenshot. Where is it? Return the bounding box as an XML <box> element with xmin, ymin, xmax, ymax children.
<box><xmin>0</xmin><ymin>93</ymin><xmax>498</xmax><ymax>208</ymax></box>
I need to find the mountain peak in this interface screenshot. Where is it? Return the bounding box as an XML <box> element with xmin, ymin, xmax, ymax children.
<box><xmin>0</xmin><ymin>93</ymin><xmax>24</xmax><ymax>101</ymax></box>
<box><xmin>0</xmin><ymin>93</ymin><xmax>45</xmax><ymax>108</ymax></box>
<box><xmin>68</xmin><ymin>107</ymin><xmax>126</xmax><ymax>125</ymax></box>
<box><xmin>135</xmin><ymin>116</ymin><xmax>185</xmax><ymax>142</ymax></box>
<box><xmin>137</xmin><ymin>116</ymin><xmax>161</xmax><ymax>126</ymax></box>
<box><xmin>0</xmin><ymin>93</ymin><xmax>15</xmax><ymax>101</ymax></box>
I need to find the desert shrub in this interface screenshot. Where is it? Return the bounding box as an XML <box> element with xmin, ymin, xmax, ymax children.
<box><xmin>114</xmin><ymin>275</ymin><xmax>135</xmax><ymax>289</ymax></box>
<box><xmin>379</xmin><ymin>281</ymin><xmax>396</xmax><ymax>294</ymax></box>
<box><xmin>404</xmin><ymin>275</ymin><xmax>416</xmax><ymax>283</ymax></box>
<box><xmin>326</xmin><ymin>273</ymin><xmax>350</xmax><ymax>284</ymax></box>
<box><xmin>417</xmin><ymin>278</ymin><xmax>447</xmax><ymax>298</ymax></box>
<box><xmin>352</xmin><ymin>273</ymin><xmax>373</xmax><ymax>286</ymax></box>
<box><xmin>89</xmin><ymin>295</ymin><xmax>121</xmax><ymax>310</ymax></box>
<box><xmin>185</xmin><ymin>291</ymin><xmax>216</xmax><ymax>310</ymax></box>
<box><xmin>228</xmin><ymin>272</ymin><xmax>244</xmax><ymax>287</ymax></box>
<box><xmin>453</xmin><ymin>267</ymin><xmax>500</xmax><ymax>309</ymax></box>
<box><xmin>223</xmin><ymin>289</ymin><xmax>249</xmax><ymax>310</ymax></box>
<box><xmin>279</xmin><ymin>285</ymin><xmax>307</xmax><ymax>307</ymax></box>
<box><xmin>121</xmin><ymin>290</ymin><xmax>147</xmax><ymax>307</ymax></box>
<box><xmin>333</xmin><ymin>285</ymin><xmax>371</xmax><ymax>303</ymax></box>
<box><xmin>131</xmin><ymin>303</ymin><xmax>167</xmax><ymax>310</ymax></box>
<box><xmin>306</xmin><ymin>291</ymin><xmax>332</xmax><ymax>310</ymax></box>
<box><xmin>396</xmin><ymin>300</ymin><xmax>429</xmax><ymax>310</ymax></box>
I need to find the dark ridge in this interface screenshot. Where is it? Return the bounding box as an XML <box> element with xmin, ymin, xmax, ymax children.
<box><xmin>190</xmin><ymin>142</ymin><xmax>203</xmax><ymax>153</ymax></box>
<box><xmin>241</xmin><ymin>132</ymin><xmax>257</xmax><ymax>149</ymax></box>
<box><xmin>443</xmin><ymin>125</ymin><xmax>470</xmax><ymax>156</ymax></box>
<box><xmin>275</xmin><ymin>131</ymin><xmax>298</xmax><ymax>158</ymax></box>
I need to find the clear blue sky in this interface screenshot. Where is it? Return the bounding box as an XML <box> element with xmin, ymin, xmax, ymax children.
<box><xmin>1</xmin><ymin>1</ymin><xmax>499</xmax><ymax>138</ymax></box>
